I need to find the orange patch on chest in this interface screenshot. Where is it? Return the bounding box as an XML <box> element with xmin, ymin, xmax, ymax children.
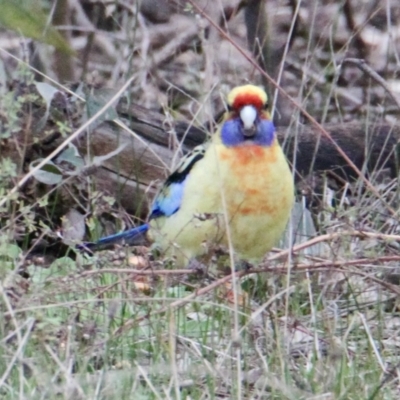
<box><xmin>219</xmin><ymin>143</ymin><xmax>277</xmax><ymax>167</ymax></box>
<box><xmin>217</xmin><ymin>142</ymin><xmax>288</xmax><ymax>219</ymax></box>
<box><xmin>228</xmin><ymin>191</ymin><xmax>291</xmax><ymax>219</ymax></box>
<box><xmin>235</xmin><ymin>203</ymin><xmax>277</xmax><ymax>216</ymax></box>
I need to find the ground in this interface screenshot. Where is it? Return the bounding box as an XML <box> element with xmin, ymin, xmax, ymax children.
<box><xmin>1</xmin><ymin>0</ymin><xmax>400</xmax><ymax>399</ymax></box>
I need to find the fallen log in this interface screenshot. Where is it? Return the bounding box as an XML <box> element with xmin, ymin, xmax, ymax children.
<box><xmin>76</xmin><ymin>100</ymin><xmax>400</xmax><ymax>213</ymax></box>
<box><xmin>2</xmin><ymin>83</ymin><xmax>399</xmax><ymax>217</ymax></box>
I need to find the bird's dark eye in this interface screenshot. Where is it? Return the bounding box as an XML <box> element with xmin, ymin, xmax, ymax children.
<box><xmin>263</xmin><ymin>102</ymin><xmax>269</xmax><ymax>110</ymax></box>
<box><xmin>227</xmin><ymin>104</ymin><xmax>233</xmax><ymax>112</ymax></box>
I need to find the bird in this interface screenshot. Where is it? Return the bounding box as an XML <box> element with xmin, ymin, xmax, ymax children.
<box><xmin>81</xmin><ymin>84</ymin><xmax>294</xmax><ymax>267</ymax></box>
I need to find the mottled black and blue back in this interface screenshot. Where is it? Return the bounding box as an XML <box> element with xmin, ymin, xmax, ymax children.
<box><xmin>150</xmin><ymin>146</ymin><xmax>206</xmax><ymax>219</ymax></box>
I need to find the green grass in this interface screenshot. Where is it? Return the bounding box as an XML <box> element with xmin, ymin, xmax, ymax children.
<box><xmin>0</xmin><ymin>238</ymin><xmax>399</xmax><ymax>399</ymax></box>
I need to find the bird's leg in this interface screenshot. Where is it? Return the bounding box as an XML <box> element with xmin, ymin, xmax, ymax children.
<box><xmin>210</xmin><ymin>246</ymin><xmax>253</xmax><ymax>274</ymax></box>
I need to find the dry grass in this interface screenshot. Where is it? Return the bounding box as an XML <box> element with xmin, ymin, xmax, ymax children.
<box><xmin>1</xmin><ymin>0</ymin><xmax>400</xmax><ymax>399</ymax></box>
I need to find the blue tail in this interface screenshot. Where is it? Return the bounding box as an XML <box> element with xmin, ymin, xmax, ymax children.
<box><xmin>78</xmin><ymin>224</ymin><xmax>149</xmax><ymax>251</ymax></box>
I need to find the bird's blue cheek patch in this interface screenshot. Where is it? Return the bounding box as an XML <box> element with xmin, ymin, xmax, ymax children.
<box><xmin>221</xmin><ymin>118</ymin><xmax>275</xmax><ymax>147</ymax></box>
<box><xmin>150</xmin><ymin>178</ymin><xmax>187</xmax><ymax>219</ymax></box>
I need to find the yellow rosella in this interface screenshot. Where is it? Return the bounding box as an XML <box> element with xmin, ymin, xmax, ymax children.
<box><xmin>82</xmin><ymin>85</ymin><xmax>294</xmax><ymax>266</ymax></box>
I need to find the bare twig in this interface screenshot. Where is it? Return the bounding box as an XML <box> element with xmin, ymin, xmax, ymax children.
<box><xmin>267</xmin><ymin>230</ymin><xmax>400</xmax><ymax>262</ymax></box>
<box><xmin>343</xmin><ymin>0</ymin><xmax>368</xmax><ymax>58</ymax></box>
<box><xmin>343</xmin><ymin>58</ymin><xmax>400</xmax><ymax>110</ymax></box>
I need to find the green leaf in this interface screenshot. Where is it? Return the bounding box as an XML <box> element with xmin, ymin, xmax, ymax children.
<box><xmin>28</xmin><ymin>256</ymin><xmax>77</xmax><ymax>283</ymax></box>
<box><xmin>0</xmin><ymin>241</ymin><xmax>21</xmax><ymax>259</ymax></box>
<box><xmin>55</xmin><ymin>144</ymin><xmax>85</xmax><ymax>170</ymax></box>
<box><xmin>83</xmin><ymin>87</ymin><xmax>119</xmax><ymax>131</ymax></box>
<box><xmin>30</xmin><ymin>159</ymin><xmax>63</xmax><ymax>185</ymax></box>
<box><xmin>34</xmin><ymin>82</ymin><xmax>59</xmax><ymax>131</ymax></box>
<box><xmin>61</xmin><ymin>209</ymin><xmax>85</xmax><ymax>244</ymax></box>
<box><xmin>0</xmin><ymin>0</ymin><xmax>74</xmax><ymax>55</ymax></box>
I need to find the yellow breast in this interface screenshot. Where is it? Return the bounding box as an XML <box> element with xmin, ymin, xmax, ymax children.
<box><xmin>150</xmin><ymin>139</ymin><xmax>294</xmax><ymax>265</ymax></box>
<box><xmin>215</xmin><ymin>141</ymin><xmax>294</xmax><ymax>259</ymax></box>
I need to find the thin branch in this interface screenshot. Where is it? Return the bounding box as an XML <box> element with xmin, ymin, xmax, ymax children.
<box><xmin>344</xmin><ymin>58</ymin><xmax>400</xmax><ymax>110</ymax></box>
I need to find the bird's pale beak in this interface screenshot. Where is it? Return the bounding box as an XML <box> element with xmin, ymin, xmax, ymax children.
<box><xmin>240</xmin><ymin>105</ymin><xmax>257</xmax><ymax>136</ymax></box>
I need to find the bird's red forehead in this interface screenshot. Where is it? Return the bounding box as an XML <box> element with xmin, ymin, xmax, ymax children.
<box><xmin>232</xmin><ymin>92</ymin><xmax>264</xmax><ymax>110</ymax></box>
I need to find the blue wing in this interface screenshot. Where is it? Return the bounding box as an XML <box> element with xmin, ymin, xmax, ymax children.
<box><xmin>78</xmin><ymin>145</ymin><xmax>206</xmax><ymax>252</ymax></box>
<box><xmin>150</xmin><ymin>180</ymin><xmax>188</xmax><ymax>218</ymax></box>
<box><xmin>149</xmin><ymin>145</ymin><xmax>206</xmax><ymax>219</ymax></box>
